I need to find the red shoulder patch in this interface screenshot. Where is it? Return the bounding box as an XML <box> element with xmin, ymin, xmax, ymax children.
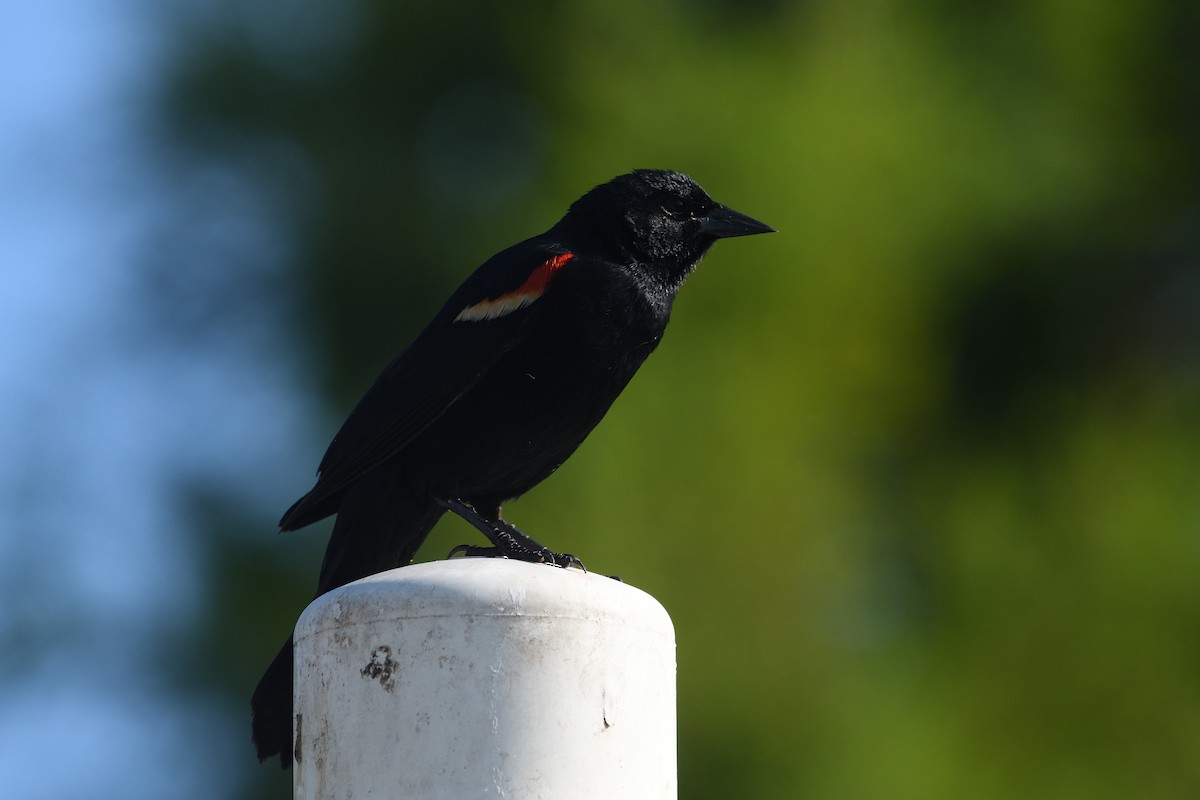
<box><xmin>455</xmin><ymin>252</ymin><xmax>575</xmax><ymax>322</ymax></box>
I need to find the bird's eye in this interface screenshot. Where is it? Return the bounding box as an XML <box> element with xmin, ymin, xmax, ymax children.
<box><xmin>661</xmin><ymin>197</ymin><xmax>690</xmax><ymax>218</ymax></box>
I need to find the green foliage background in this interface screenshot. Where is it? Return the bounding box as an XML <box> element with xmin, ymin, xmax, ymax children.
<box><xmin>161</xmin><ymin>0</ymin><xmax>1200</xmax><ymax>797</ymax></box>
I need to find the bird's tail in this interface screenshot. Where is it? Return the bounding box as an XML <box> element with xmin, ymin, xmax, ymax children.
<box><xmin>251</xmin><ymin>637</ymin><xmax>295</xmax><ymax>767</ymax></box>
<box><xmin>251</xmin><ymin>474</ymin><xmax>445</xmax><ymax>767</ymax></box>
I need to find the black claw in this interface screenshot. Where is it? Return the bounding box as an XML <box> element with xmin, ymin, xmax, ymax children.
<box><xmin>561</xmin><ymin>553</ymin><xmax>587</xmax><ymax>572</ymax></box>
<box><xmin>536</xmin><ymin>548</ymin><xmax>586</xmax><ymax>571</ymax></box>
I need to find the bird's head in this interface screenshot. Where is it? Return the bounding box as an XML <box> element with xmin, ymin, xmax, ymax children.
<box><xmin>559</xmin><ymin>169</ymin><xmax>775</xmax><ymax>284</ymax></box>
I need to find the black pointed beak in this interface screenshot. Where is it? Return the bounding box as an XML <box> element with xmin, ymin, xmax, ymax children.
<box><xmin>697</xmin><ymin>204</ymin><xmax>776</xmax><ymax>238</ymax></box>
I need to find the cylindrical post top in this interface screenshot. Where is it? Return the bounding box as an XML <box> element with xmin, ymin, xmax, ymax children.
<box><xmin>293</xmin><ymin>559</ymin><xmax>677</xmax><ymax>800</ymax></box>
<box><xmin>296</xmin><ymin>557</ymin><xmax>674</xmax><ymax>638</ymax></box>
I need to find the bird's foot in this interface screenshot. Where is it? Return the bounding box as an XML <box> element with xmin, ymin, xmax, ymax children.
<box><xmin>492</xmin><ymin>521</ymin><xmax>586</xmax><ymax>570</ymax></box>
<box><xmin>438</xmin><ymin>497</ymin><xmax>585</xmax><ymax>570</ymax></box>
<box><xmin>446</xmin><ymin>537</ymin><xmax>585</xmax><ymax>571</ymax></box>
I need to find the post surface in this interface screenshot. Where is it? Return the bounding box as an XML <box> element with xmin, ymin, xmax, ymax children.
<box><xmin>293</xmin><ymin>558</ymin><xmax>677</xmax><ymax>799</ymax></box>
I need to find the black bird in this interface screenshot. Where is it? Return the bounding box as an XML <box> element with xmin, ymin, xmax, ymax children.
<box><xmin>251</xmin><ymin>169</ymin><xmax>773</xmax><ymax>766</ymax></box>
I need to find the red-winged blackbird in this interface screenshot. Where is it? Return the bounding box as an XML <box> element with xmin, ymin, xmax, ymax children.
<box><xmin>251</xmin><ymin>169</ymin><xmax>773</xmax><ymax>765</ymax></box>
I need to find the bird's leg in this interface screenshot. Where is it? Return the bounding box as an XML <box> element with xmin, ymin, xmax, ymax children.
<box><xmin>437</xmin><ymin>498</ymin><xmax>503</xmax><ymax>550</ymax></box>
<box><xmin>438</xmin><ymin>497</ymin><xmax>584</xmax><ymax>570</ymax></box>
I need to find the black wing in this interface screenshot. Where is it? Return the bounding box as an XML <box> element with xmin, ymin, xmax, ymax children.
<box><xmin>279</xmin><ymin>238</ymin><xmax>571</xmax><ymax>530</ymax></box>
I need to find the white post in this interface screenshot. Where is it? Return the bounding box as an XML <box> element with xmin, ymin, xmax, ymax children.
<box><xmin>292</xmin><ymin>558</ymin><xmax>677</xmax><ymax>799</ymax></box>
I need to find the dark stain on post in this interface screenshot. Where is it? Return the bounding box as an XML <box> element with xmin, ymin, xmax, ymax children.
<box><xmin>361</xmin><ymin>645</ymin><xmax>399</xmax><ymax>692</ymax></box>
